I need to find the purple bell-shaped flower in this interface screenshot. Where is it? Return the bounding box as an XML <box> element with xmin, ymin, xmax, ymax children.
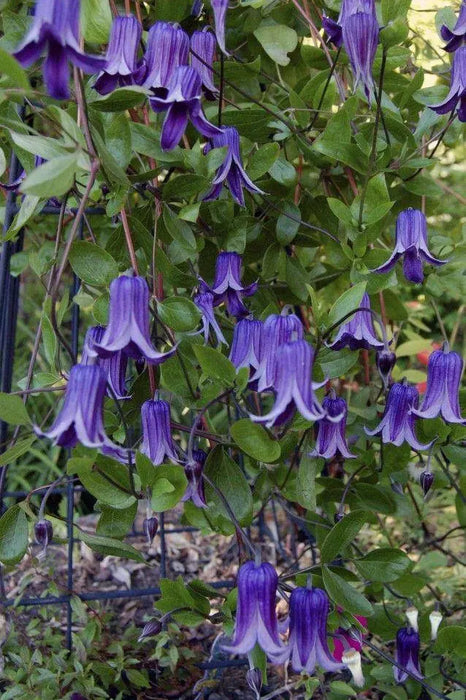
<box><xmin>342</xmin><ymin>10</ymin><xmax>379</xmax><ymax>103</ymax></box>
<box><xmin>412</xmin><ymin>345</ymin><xmax>466</xmax><ymax>424</ymax></box>
<box><xmin>327</xmin><ymin>293</ymin><xmax>384</xmax><ymax>352</ymax></box>
<box><xmin>193</xmin><ymin>291</ymin><xmax>227</xmax><ymax>347</ymax></box>
<box><xmin>251</xmin><ymin>311</ymin><xmax>304</xmax><ymax>392</ymax></box>
<box><xmin>136</xmin><ymin>21</ymin><xmax>189</xmax><ymax>95</ymax></box>
<box><xmin>229</xmin><ymin>318</ymin><xmax>263</xmax><ymax>380</ymax></box>
<box><xmin>394</xmin><ymin>627</ymin><xmax>423</xmax><ymax>683</ymax></box>
<box><xmin>323</xmin><ymin>0</ymin><xmax>376</xmax><ymax>48</ymax></box>
<box><xmin>211</xmin><ymin>0</ymin><xmax>230</xmax><ymax>55</ymax></box>
<box><xmin>93</xmin><ymin>15</ymin><xmax>142</xmax><ymax>95</ymax></box>
<box><xmin>190</xmin><ymin>28</ymin><xmax>218</xmax><ymax>100</ymax></box>
<box><xmin>140</xmin><ymin>399</ymin><xmax>179</xmax><ymax>466</ymax></box>
<box><xmin>82</xmin><ymin>325</ymin><xmax>129</xmax><ymax>400</ymax></box>
<box><xmin>181</xmin><ymin>448</ymin><xmax>208</xmax><ymax>508</ymax></box>
<box><xmin>429</xmin><ymin>46</ymin><xmax>466</xmax><ymax>122</ymax></box>
<box><xmin>310</xmin><ymin>392</ymin><xmax>356</xmax><ymax>460</ymax></box>
<box><xmin>200</xmin><ymin>252</ymin><xmax>257</xmax><ymax>318</ymax></box>
<box><xmin>440</xmin><ymin>1</ymin><xmax>466</xmax><ymax>52</ymax></box>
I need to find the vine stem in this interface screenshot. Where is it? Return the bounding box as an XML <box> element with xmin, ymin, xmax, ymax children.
<box><xmin>120</xmin><ymin>208</ymin><xmax>139</xmax><ymax>275</ymax></box>
<box><xmin>187</xmin><ymin>389</ymin><xmax>232</xmax><ymax>460</ymax></box>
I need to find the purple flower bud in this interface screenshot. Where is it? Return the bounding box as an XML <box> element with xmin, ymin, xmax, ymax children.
<box><xmin>82</xmin><ymin>325</ymin><xmax>129</xmax><ymax>400</ymax></box>
<box><xmin>440</xmin><ymin>1</ymin><xmax>466</xmax><ymax>52</ymax></box>
<box><xmin>419</xmin><ymin>470</ymin><xmax>434</xmax><ymax>496</ymax></box>
<box><xmin>376</xmin><ymin>349</ymin><xmax>396</xmax><ymax>388</ymax></box>
<box><xmin>199</xmin><ymin>252</ymin><xmax>257</xmax><ymax>318</ymax></box>
<box><xmin>390</xmin><ymin>480</ymin><xmax>404</xmax><ymax>496</ymax></box>
<box><xmin>136</xmin><ymin>22</ymin><xmax>189</xmax><ymax>94</ymax></box>
<box><xmin>143</xmin><ymin>516</ymin><xmax>159</xmax><ymax>542</ymax></box>
<box><xmin>193</xmin><ymin>291</ymin><xmax>228</xmax><ymax>347</ymax></box>
<box><xmin>323</xmin><ymin>0</ymin><xmax>376</xmax><ymax>47</ymax></box>
<box><xmin>229</xmin><ymin>318</ymin><xmax>263</xmax><ymax>383</ymax></box>
<box><xmin>93</xmin><ymin>15</ymin><xmax>142</xmax><ymax>95</ymax></box>
<box><xmin>309</xmin><ymin>393</ymin><xmax>355</xmax><ymax>460</ymax></box>
<box><xmin>140</xmin><ymin>399</ymin><xmax>179</xmax><ymax>466</ymax></box>
<box><xmin>70</xmin><ymin>694</ymin><xmax>88</xmax><ymax>700</ymax></box>
<box><xmin>138</xmin><ymin>618</ymin><xmax>162</xmax><ymax>641</ymax></box>
<box><xmin>211</xmin><ymin>0</ymin><xmax>229</xmax><ymax>55</ymax></box>
<box><xmin>251</xmin><ymin>311</ymin><xmax>303</xmax><ymax>392</ymax></box>
<box><xmin>246</xmin><ymin>668</ymin><xmax>263</xmax><ymax>696</ymax></box>
<box><xmin>13</xmin><ymin>0</ymin><xmax>105</xmax><ymax>100</ymax></box>
<box><xmin>181</xmin><ymin>449</ymin><xmax>208</xmax><ymax>508</ymax></box>
<box><xmin>429</xmin><ymin>46</ymin><xmax>466</xmax><ymax>122</ymax></box>
<box><xmin>190</xmin><ymin>29</ymin><xmax>218</xmax><ymax>100</ymax></box>
<box><xmin>334</xmin><ymin>512</ymin><xmax>345</xmax><ymax>523</ymax></box>
<box><xmin>327</xmin><ymin>293</ymin><xmax>385</xmax><ymax>351</ymax></box>
<box><xmin>34</xmin><ymin>518</ymin><xmax>53</xmax><ymax>549</ymax></box>
<box><xmin>412</xmin><ymin>345</ymin><xmax>466</xmax><ymax>424</ymax></box>
<box><xmin>394</xmin><ymin>627</ymin><xmax>423</xmax><ymax>684</ymax></box>
<box><xmin>342</xmin><ymin>11</ymin><xmax>379</xmax><ymax>103</ymax></box>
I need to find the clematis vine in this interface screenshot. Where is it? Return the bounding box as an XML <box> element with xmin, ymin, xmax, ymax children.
<box><xmin>429</xmin><ymin>46</ymin><xmax>466</xmax><ymax>122</ymax></box>
<box><xmin>309</xmin><ymin>392</ymin><xmax>356</xmax><ymax>460</ymax></box>
<box><xmin>140</xmin><ymin>399</ymin><xmax>179</xmax><ymax>466</ymax></box>
<box><xmin>327</xmin><ymin>293</ymin><xmax>385</xmax><ymax>351</ymax></box>
<box><xmin>323</xmin><ymin>0</ymin><xmax>377</xmax><ymax>48</ymax></box>
<box><xmin>137</xmin><ymin>22</ymin><xmax>189</xmax><ymax>94</ymax></box>
<box><xmin>93</xmin><ymin>15</ymin><xmax>142</xmax><ymax>95</ymax></box>
<box><xmin>251</xmin><ymin>311</ymin><xmax>304</xmax><ymax>392</ymax></box>
<box><xmin>82</xmin><ymin>325</ymin><xmax>129</xmax><ymax>401</ymax></box>
<box><xmin>342</xmin><ymin>10</ymin><xmax>379</xmax><ymax>102</ymax></box>
<box><xmin>190</xmin><ymin>29</ymin><xmax>218</xmax><ymax>100</ymax></box>
<box><xmin>193</xmin><ymin>291</ymin><xmax>227</xmax><ymax>347</ymax></box>
<box><xmin>394</xmin><ymin>627</ymin><xmax>423</xmax><ymax>684</ymax></box>
<box><xmin>200</xmin><ymin>251</ymin><xmax>257</xmax><ymax>318</ymax></box>
<box><xmin>441</xmin><ymin>1</ymin><xmax>466</xmax><ymax>52</ymax></box>
<box><xmin>412</xmin><ymin>344</ymin><xmax>466</xmax><ymax>424</ymax></box>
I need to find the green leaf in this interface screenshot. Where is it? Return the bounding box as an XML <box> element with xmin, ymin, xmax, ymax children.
<box><xmin>81</xmin><ymin>0</ymin><xmax>112</xmax><ymax>42</ymax></box>
<box><xmin>203</xmin><ymin>447</ymin><xmax>253</xmax><ymax>533</ymax></box>
<box><xmin>327</xmin><ymin>282</ymin><xmax>367</xmax><ymax>328</ymax></box>
<box><xmin>67</xmin><ymin>457</ymin><xmax>136</xmax><ymax>509</ymax></box>
<box><xmin>354</xmin><ymin>548</ymin><xmax>411</xmax><ymax>582</ymax></box>
<box><xmin>158</xmin><ymin>297</ymin><xmax>200</xmax><ymax>332</ymax></box>
<box><xmin>253</xmin><ymin>20</ymin><xmax>298</xmax><ymax>66</ymax></box>
<box><xmin>321</xmin><ymin>510</ymin><xmax>368</xmax><ymax>563</ymax></box>
<box><xmin>330</xmin><ymin>681</ymin><xmax>357</xmax><ymax>697</ymax></box>
<box><xmin>276</xmin><ymin>202</ymin><xmax>301</xmax><ymax>245</ymax></box>
<box><xmin>151</xmin><ymin>465</ymin><xmax>188</xmax><ymax>512</ymax></box>
<box><xmin>90</xmin><ymin>87</ymin><xmax>148</xmax><ymax>112</ymax></box>
<box><xmin>327</xmin><ymin>198</ymin><xmax>354</xmax><ymax>227</ymax></box>
<box><xmin>247</xmin><ymin>143</ymin><xmax>280</xmax><ymax>180</ymax></box>
<box><xmin>435</xmin><ymin>626</ymin><xmax>466</xmax><ymax>659</ymax></box>
<box><xmin>69</xmin><ymin>241</ymin><xmax>119</xmax><ymax>287</ymax></box>
<box><xmin>323</xmin><ymin>565</ymin><xmax>373</xmax><ymax>616</ymax></box>
<box><xmin>136</xmin><ymin>452</ymin><xmax>156</xmax><ymax>490</ymax></box>
<box><xmin>297</xmin><ymin>444</ymin><xmax>318</xmax><ymax>511</ymax></box>
<box><xmin>0</xmin><ymin>505</ymin><xmax>28</xmax><ymax>565</ymax></box>
<box><xmin>269</xmin><ymin>158</ymin><xmax>297</xmax><ymax>187</ymax></box>
<box><xmin>155</xmin><ymin>576</ymin><xmax>210</xmax><ymax>618</ymax></box>
<box><xmin>78</xmin><ymin>530</ymin><xmax>145</xmax><ymax>562</ymax></box>
<box><xmin>0</xmin><ymin>48</ymin><xmax>29</xmax><ymax>90</ymax></box>
<box><xmin>316</xmin><ymin>348</ymin><xmax>359</xmax><ymax>379</ymax></box>
<box><xmin>193</xmin><ymin>345</ymin><xmax>236</xmax><ymax>384</ymax></box>
<box><xmin>0</xmin><ymin>436</ymin><xmax>36</xmax><ymax>467</ymax></box>
<box><xmin>231</xmin><ymin>419</ymin><xmax>281</xmax><ymax>463</ymax></box>
<box><xmin>97</xmin><ymin>502</ymin><xmax>138</xmax><ymax>539</ymax></box>
<box><xmin>21</xmin><ymin>154</ymin><xmax>78</xmax><ymax>198</ymax></box>
<box><xmin>0</xmin><ymin>393</ymin><xmax>31</xmax><ymax>425</ymax></box>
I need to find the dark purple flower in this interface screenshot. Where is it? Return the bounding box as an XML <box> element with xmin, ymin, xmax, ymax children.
<box><xmin>35</xmin><ymin>364</ymin><xmax>120</xmax><ymax>450</ymax></box>
<box><xmin>190</xmin><ymin>28</ymin><xmax>218</xmax><ymax>100</ymax></box>
<box><xmin>223</xmin><ymin>560</ymin><xmax>288</xmax><ymax>661</ymax></box>
<box><xmin>193</xmin><ymin>291</ymin><xmax>227</xmax><ymax>347</ymax></box>
<box><xmin>90</xmin><ymin>276</ymin><xmax>176</xmax><ymax>365</ymax></box>
<box><xmin>181</xmin><ymin>448</ymin><xmax>208</xmax><ymax>508</ymax></box>
<box><xmin>412</xmin><ymin>345</ymin><xmax>465</xmax><ymax>424</ymax></box>
<box><xmin>251</xmin><ymin>311</ymin><xmax>304</xmax><ymax>392</ymax></box>
<box><xmin>82</xmin><ymin>325</ymin><xmax>129</xmax><ymax>400</ymax></box>
<box><xmin>323</xmin><ymin>0</ymin><xmax>376</xmax><ymax>48</ymax></box>
<box><xmin>149</xmin><ymin>66</ymin><xmax>221</xmax><ymax>151</ymax></box>
<box><xmin>203</xmin><ymin>127</ymin><xmax>264</xmax><ymax>206</ymax></box>
<box><xmin>327</xmin><ymin>293</ymin><xmax>384</xmax><ymax>351</ymax></box>
<box><xmin>365</xmin><ymin>380</ymin><xmax>433</xmax><ymax>451</ymax></box>
<box><xmin>441</xmin><ymin>1</ymin><xmax>466</xmax><ymax>52</ymax></box>
<box><xmin>429</xmin><ymin>46</ymin><xmax>466</xmax><ymax>122</ymax></box>
<box><xmin>212</xmin><ymin>0</ymin><xmax>230</xmax><ymax>55</ymax></box>
<box><xmin>34</xmin><ymin>518</ymin><xmax>53</xmax><ymax>549</ymax></box>
<box><xmin>138</xmin><ymin>618</ymin><xmax>162</xmax><ymax>641</ymax></box>
<box><xmin>136</xmin><ymin>21</ymin><xmax>189</xmax><ymax>94</ymax></box>
<box><xmin>394</xmin><ymin>627</ymin><xmax>423</xmax><ymax>684</ymax></box>
<box><xmin>93</xmin><ymin>15</ymin><xmax>142</xmax><ymax>96</ymax></box>
<box><xmin>13</xmin><ymin>0</ymin><xmax>105</xmax><ymax>100</ymax></box>
<box><xmin>342</xmin><ymin>11</ymin><xmax>379</xmax><ymax>103</ymax></box>
<box><xmin>200</xmin><ymin>252</ymin><xmax>257</xmax><ymax>318</ymax></box>
<box><xmin>419</xmin><ymin>470</ymin><xmax>434</xmax><ymax>496</ymax></box>
<box><xmin>372</xmin><ymin>209</ymin><xmax>446</xmax><ymax>284</ymax></box>
<box><xmin>310</xmin><ymin>392</ymin><xmax>355</xmax><ymax>460</ymax></box>
<box><xmin>376</xmin><ymin>349</ymin><xmax>396</xmax><ymax>389</ymax></box>
<box><xmin>229</xmin><ymin>318</ymin><xmax>263</xmax><ymax>381</ymax></box>
<box><xmin>143</xmin><ymin>516</ymin><xmax>159</xmax><ymax>542</ymax></box>
<box><xmin>249</xmin><ymin>340</ymin><xmax>326</xmax><ymax>428</ymax></box>
<box><xmin>140</xmin><ymin>399</ymin><xmax>179</xmax><ymax>465</ymax></box>
<box><xmin>288</xmin><ymin>586</ymin><xmax>344</xmax><ymax>674</ymax></box>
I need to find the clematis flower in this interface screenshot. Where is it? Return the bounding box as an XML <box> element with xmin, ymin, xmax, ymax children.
<box><xmin>429</xmin><ymin>46</ymin><xmax>466</xmax><ymax>122</ymax></box>
<box><xmin>333</xmin><ymin>615</ymin><xmax>367</xmax><ymax>662</ymax></box>
<box><xmin>327</xmin><ymin>293</ymin><xmax>384</xmax><ymax>351</ymax></box>
<box><xmin>149</xmin><ymin>65</ymin><xmax>221</xmax><ymax>151</ymax></box>
<box><xmin>82</xmin><ymin>325</ymin><xmax>129</xmax><ymax>400</ymax></box>
<box><xmin>310</xmin><ymin>392</ymin><xmax>356</xmax><ymax>460</ymax></box>
<box><xmin>323</xmin><ymin>0</ymin><xmax>376</xmax><ymax>48</ymax></box>
<box><xmin>342</xmin><ymin>649</ymin><xmax>365</xmax><ymax>687</ymax></box>
<box><xmin>35</xmin><ymin>364</ymin><xmax>120</xmax><ymax>450</ymax></box>
<box><xmin>229</xmin><ymin>318</ymin><xmax>263</xmax><ymax>381</ymax></box>
<box><xmin>200</xmin><ymin>251</ymin><xmax>257</xmax><ymax>318</ymax></box>
<box><xmin>140</xmin><ymin>399</ymin><xmax>179</xmax><ymax>465</ymax></box>
<box><xmin>287</xmin><ymin>586</ymin><xmax>344</xmax><ymax>674</ymax></box>
<box><xmin>372</xmin><ymin>209</ymin><xmax>446</xmax><ymax>284</ymax></box>
<box><xmin>342</xmin><ymin>11</ymin><xmax>379</xmax><ymax>103</ymax></box>
<box><xmin>181</xmin><ymin>448</ymin><xmax>208</xmax><ymax>508</ymax></box>
<box><xmin>223</xmin><ymin>560</ymin><xmax>288</xmax><ymax>662</ymax></box>
<box><xmin>90</xmin><ymin>275</ymin><xmax>176</xmax><ymax>365</ymax></box>
<box><xmin>376</xmin><ymin>349</ymin><xmax>397</xmax><ymax>389</ymax></box>
<box><xmin>194</xmin><ymin>291</ymin><xmax>227</xmax><ymax>346</ymax></box>
<box><xmin>365</xmin><ymin>380</ymin><xmax>433</xmax><ymax>451</ymax></box>
<box><xmin>394</xmin><ymin>627</ymin><xmax>423</xmax><ymax>684</ymax></box>
<box><xmin>441</xmin><ymin>1</ymin><xmax>466</xmax><ymax>52</ymax></box>
<box><xmin>412</xmin><ymin>345</ymin><xmax>466</xmax><ymax>424</ymax></box>
<box><xmin>211</xmin><ymin>0</ymin><xmax>230</xmax><ymax>55</ymax></box>
<box><xmin>249</xmin><ymin>340</ymin><xmax>326</xmax><ymax>428</ymax></box>
<box><xmin>190</xmin><ymin>28</ymin><xmax>218</xmax><ymax>100</ymax></box>
<box><xmin>429</xmin><ymin>610</ymin><xmax>443</xmax><ymax>641</ymax></box>
<box><xmin>136</xmin><ymin>21</ymin><xmax>189</xmax><ymax>94</ymax></box>
<box><xmin>13</xmin><ymin>0</ymin><xmax>105</xmax><ymax>100</ymax></box>
<box><xmin>93</xmin><ymin>15</ymin><xmax>142</xmax><ymax>95</ymax></box>
<box><xmin>203</xmin><ymin>127</ymin><xmax>264</xmax><ymax>206</ymax></box>
<box><xmin>250</xmin><ymin>311</ymin><xmax>304</xmax><ymax>392</ymax></box>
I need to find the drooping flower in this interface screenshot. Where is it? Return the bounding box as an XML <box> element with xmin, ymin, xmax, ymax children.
<box><xmin>143</xmin><ymin>516</ymin><xmax>159</xmax><ymax>542</ymax></box>
<box><xmin>327</xmin><ymin>293</ymin><xmax>385</xmax><ymax>351</ymax></box>
<box><xmin>429</xmin><ymin>610</ymin><xmax>443</xmax><ymax>641</ymax></box>
<box><xmin>333</xmin><ymin>615</ymin><xmax>367</xmax><ymax>661</ymax></box>
<box><xmin>376</xmin><ymin>349</ymin><xmax>397</xmax><ymax>389</ymax></box>
<box><xmin>429</xmin><ymin>46</ymin><xmax>466</xmax><ymax>122</ymax></box>
<box><xmin>441</xmin><ymin>1</ymin><xmax>466</xmax><ymax>52</ymax></box>
<box><xmin>323</xmin><ymin>0</ymin><xmax>377</xmax><ymax>48</ymax></box>
<box><xmin>287</xmin><ymin>586</ymin><xmax>344</xmax><ymax>675</ymax></box>
<box><xmin>412</xmin><ymin>345</ymin><xmax>465</xmax><ymax>424</ymax></box>
<box><xmin>419</xmin><ymin>470</ymin><xmax>434</xmax><ymax>496</ymax></box>
<box><xmin>82</xmin><ymin>325</ymin><xmax>129</xmax><ymax>400</ymax></box>
<box><xmin>13</xmin><ymin>0</ymin><xmax>105</xmax><ymax>100</ymax></box>
<box><xmin>223</xmin><ymin>560</ymin><xmax>288</xmax><ymax>662</ymax></box>
<box><xmin>181</xmin><ymin>448</ymin><xmax>208</xmax><ymax>508</ymax></box>
<box><xmin>250</xmin><ymin>311</ymin><xmax>304</xmax><ymax>392</ymax></box>
<box><xmin>34</xmin><ymin>518</ymin><xmax>53</xmax><ymax>553</ymax></box>
<box><xmin>193</xmin><ymin>291</ymin><xmax>227</xmax><ymax>347</ymax></box>
<box><xmin>309</xmin><ymin>392</ymin><xmax>356</xmax><ymax>460</ymax></box>
<box><xmin>342</xmin><ymin>649</ymin><xmax>365</xmax><ymax>687</ymax></box>
<box><xmin>372</xmin><ymin>209</ymin><xmax>446</xmax><ymax>284</ymax></box>
<box><xmin>365</xmin><ymin>380</ymin><xmax>434</xmax><ymax>451</ymax></box>
<box><xmin>200</xmin><ymin>251</ymin><xmax>257</xmax><ymax>318</ymax></box>
<box><xmin>394</xmin><ymin>627</ymin><xmax>423</xmax><ymax>684</ymax></box>
<box><xmin>342</xmin><ymin>11</ymin><xmax>379</xmax><ymax>103</ymax></box>
<box><xmin>136</xmin><ymin>21</ymin><xmax>189</xmax><ymax>94</ymax></box>
<box><xmin>93</xmin><ymin>15</ymin><xmax>142</xmax><ymax>95</ymax></box>
<box><xmin>405</xmin><ymin>606</ymin><xmax>419</xmax><ymax>632</ymax></box>
<box><xmin>229</xmin><ymin>318</ymin><xmax>263</xmax><ymax>381</ymax></box>
<box><xmin>190</xmin><ymin>28</ymin><xmax>218</xmax><ymax>100</ymax></box>
<box><xmin>90</xmin><ymin>275</ymin><xmax>176</xmax><ymax>365</ymax></box>
<box><xmin>35</xmin><ymin>364</ymin><xmax>120</xmax><ymax>450</ymax></box>
<box><xmin>211</xmin><ymin>0</ymin><xmax>230</xmax><ymax>55</ymax></box>
<box><xmin>203</xmin><ymin>127</ymin><xmax>264</xmax><ymax>206</ymax></box>
<box><xmin>140</xmin><ymin>399</ymin><xmax>179</xmax><ymax>466</ymax></box>
<box><xmin>149</xmin><ymin>65</ymin><xmax>221</xmax><ymax>151</ymax></box>
<box><xmin>249</xmin><ymin>340</ymin><xmax>327</xmax><ymax>428</ymax></box>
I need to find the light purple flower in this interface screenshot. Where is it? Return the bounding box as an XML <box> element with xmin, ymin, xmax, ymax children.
<box><xmin>211</xmin><ymin>0</ymin><xmax>230</xmax><ymax>55</ymax></box>
<box><xmin>288</xmin><ymin>586</ymin><xmax>345</xmax><ymax>674</ymax></box>
<box><xmin>249</xmin><ymin>340</ymin><xmax>327</xmax><ymax>428</ymax></box>
<box><xmin>323</xmin><ymin>0</ymin><xmax>376</xmax><ymax>48</ymax></box>
<box><xmin>229</xmin><ymin>318</ymin><xmax>263</xmax><ymax>380</ymax></box>
<box><xmin>251</xmin><ymin>311</ymin><xmax>304</xmax><ymax>392</ymax></box>
<box><xmin>149</xmin><ymin>65</ymin><xmax>221</xmax><ymax>151</ymax></box>
<box><xmin>200</xmin><ymin>252</ymin><xmax>257</xmax><ymax>318</ymax></box>
<box><xmin>365</xmin><ymin>380</ymin><xmax>434</xmax><ymax>450</ymax></box>
<box><xmin>327</xmin><ymin>293</ymin><xmax>384</xmax><ymax>351</ymax></box>
<box><xmin>82</xmin><ymin>325</ymin><xmax>129</xmax><ymax>401</ymax></box>
<box><xmin>181</xmin><ymin>448</ymin><xmax>208</xmax><ymax>508</ymax></box>
<box><xmin>372</xmin><ymin>209</ymin><xmax>446</xmax><ymax>284</ymax></box>
<box><xmin>190</xmin><ymin>28</ymin><xmax>218</xmax><ymax>100</ymax></box>
<box><xmin>140</xmin><ymin>399</ymin><xmax>179</xmax><ymax>465</ymax></box>
<box><xmin>93</xmin><ymin>15</ymin><xmax>142</xmax><ymax>96</ymax></box>
<box><xmin>412</xmin><ymin>345</ymin><xmax>465</xmax><ymax>424</ymax></box>
<box><xmin>13</xmin><ymin>0</ymin><xmax>105</xmax><ymax>100</ymax></box>
<box><xmin>193</xmin><ymin>291</ymin><xmax>227</xmax><ymax>347</ymax></box>
<box><xmin>394</xmin><ymin>627</ymin><xmax>423</xmax><ymax>684</ymax></box>
<box><xmin>342</xmin><ymin>11</ymin><xmax>379</xmax><ymax>103</ymax></box>
<box><xmin>429</xmin><ymin>46</ymin><xmax>466</xmax><ymax>122</ymax></box>
<box><xmin>136</xmin><ymin>21</ymin><xmax>189</xmax><ymax>94</ymax></box>
<box><xmin>223</xmin><ymin>560</ymin><xmax>288</xmax><ymax>662</ymax></box>
<box><xmin>89</xmin><ymin>276</ymin><xmax>176</xmax><ymax>365</ymax></box>
<box><xmin>441</xmin><ymin>1</ymin><xmax>466</xmax><ymax>52</ymax></box>
<box><xmin>310</xmin><ymin>392</ymin><xmax>356</xmax><ymax>460</ymax></box>
<box><xmin>203</xmin><ymin>127</ymin><xmax>264</xmax><ymax>207</ymax></box>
